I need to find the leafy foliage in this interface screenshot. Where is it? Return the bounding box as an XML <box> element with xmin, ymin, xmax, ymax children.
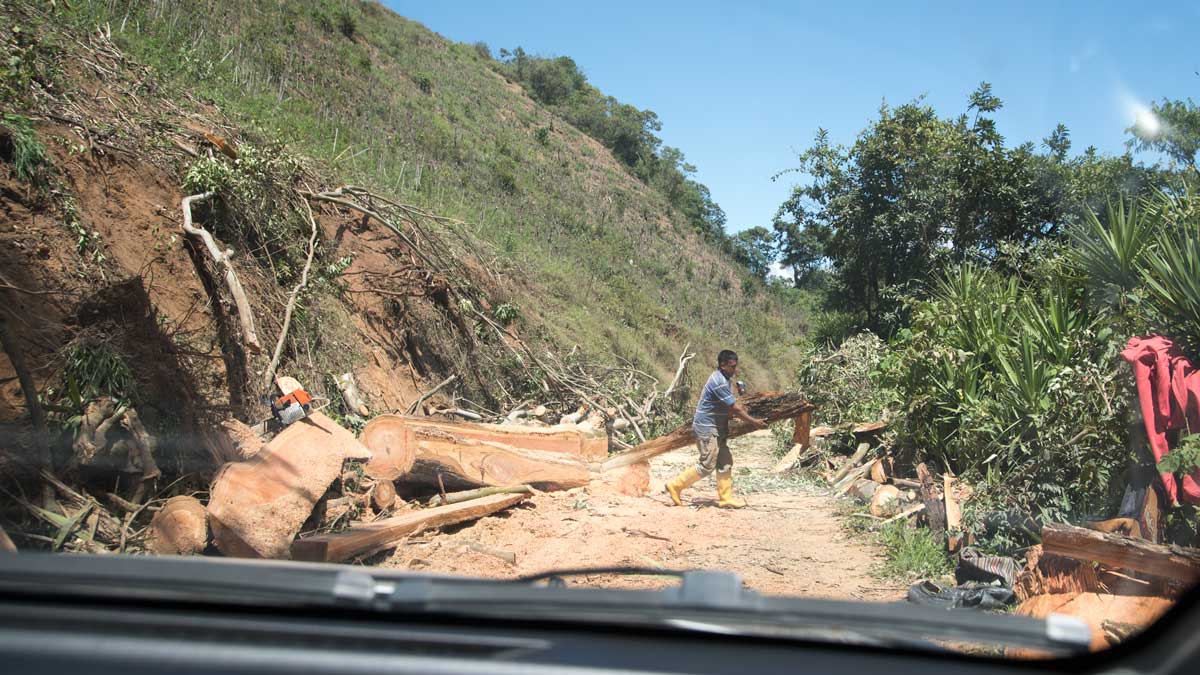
<box><xmin>772</xmin><ymin>85</ymin><xmax>1154</xmax><ymax>336</ymax></box>
<box><xmin>876</xmin><ymin>521</ymin><xmax>954</xmax><ymax>580</ymax></box>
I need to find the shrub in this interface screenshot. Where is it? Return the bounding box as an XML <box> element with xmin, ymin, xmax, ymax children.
<box><xmin>413</xmin><ymin>72</ymin><xmax>433</xmax><ymax>94</ymax></box>
<box><xmin>0</xmin><ymin>113</ymin><xmax>48</xmax><ymax>185</ymax></box>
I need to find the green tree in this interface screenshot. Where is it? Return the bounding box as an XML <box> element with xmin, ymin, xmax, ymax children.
<box><xmin>731</xmin><ymin>226</ymin><xmax>776</xmax><ymax>279</ymax></box>
<box><xmin>1128</xmin><ymin>98</ymin><xmax>1200</xmax><ymax>174</ymax></box>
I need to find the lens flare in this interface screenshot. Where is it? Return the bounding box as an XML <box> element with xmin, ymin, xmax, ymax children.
<box><xmin>1134</xmin><ymin>108</ymin><xmax>1162</xmax><ymax>138</ymax></box>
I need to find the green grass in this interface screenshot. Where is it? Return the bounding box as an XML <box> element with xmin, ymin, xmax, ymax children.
<box><xmin>30</xmin><ymin>0</ymin><xmax>806</xmax><ymax>386</ymax></box>
<box><xmin>0</xmin><ymin>112</ymin><xmax>48</xmax><ymax>185</ymax></box>
<box><xmin>876</xmin><ymin>521</ymin><xmax>954</xmax><ymax>580</ymax></box>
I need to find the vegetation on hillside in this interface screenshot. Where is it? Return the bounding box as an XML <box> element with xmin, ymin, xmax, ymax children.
<box><xmin>36</xmin><ymin>0</ymin><xmax>806</xmax><ymax>387</ymax></box>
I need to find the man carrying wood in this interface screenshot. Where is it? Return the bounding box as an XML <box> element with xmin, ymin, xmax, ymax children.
<box><xmin>666</xmin><ymin>350</ymin><xmax>767</xmax><ymax>508</ymax></box>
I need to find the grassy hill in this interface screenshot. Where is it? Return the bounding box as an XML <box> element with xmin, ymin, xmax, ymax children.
<box><xmin>47</xmin><ymin>0</ymin><xmax>806</xmax><ymax>387</ymax></box>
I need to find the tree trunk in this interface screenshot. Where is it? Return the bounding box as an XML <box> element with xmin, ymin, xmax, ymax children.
<box><xmin>362</xmin><ymin>414</ymin><xmax>605</xmax><ymax>489</ymax></box>
<box><xmin>830</xmin><ymin>442</ymin><xmax>871</xmax><ymax>485</ymax></box>
<box><xmin>0</xmin><ymin>313</ymin><xmax>51</xmax><ymax>470</ymax></box>
<box><xmin>1041</xmin><ymin>522</ymin><xmax>1200</xmax><ymax>584</ymax></box>
<box><xmin>291</xmin><ymin>492</ymin><xmax>528</xmax><ymax>563</ymax></box>
<box><xmin>916</xmin><ymin>463</ymin><xmax>946</xmax><ymax>543</ymax></box>
<box><xmin>602</xmin><ymin>392</ymin><xmax>813</xmax><ymax>472</ymax></box>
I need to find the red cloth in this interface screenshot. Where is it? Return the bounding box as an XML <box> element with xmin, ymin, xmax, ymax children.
<box><xmin>1120</xmin><ymin>335</ymin><xmax>1200</xmax><ymax>505</ymax></box>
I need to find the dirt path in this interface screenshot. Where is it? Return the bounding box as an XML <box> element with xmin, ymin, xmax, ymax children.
<box><xmin>380</xmin><ymin>431</ymin><xmax>904</xmax><ymax>601</ymax></box>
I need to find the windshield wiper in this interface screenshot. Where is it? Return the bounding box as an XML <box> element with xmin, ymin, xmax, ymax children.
<box><xmin>0</xmin><ymin>555</ymin><xmax>1092</xmax><ymax>655</ymax></box>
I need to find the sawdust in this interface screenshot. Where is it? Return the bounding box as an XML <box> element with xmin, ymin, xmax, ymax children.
<box><xmin>381</xmin><ymin>431</ymin><xmax>903</xmax><ymax>601</ymax></box>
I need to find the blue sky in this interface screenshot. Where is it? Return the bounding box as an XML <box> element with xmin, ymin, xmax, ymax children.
<box><xmin>387</xmin><ymin>1</ymin><xmax>1197</xmax><ymax>233</ymax></box>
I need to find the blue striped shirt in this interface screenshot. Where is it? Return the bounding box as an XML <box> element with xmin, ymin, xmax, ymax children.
<box><xmin>693</xmin><ymin>369</ymin><xmax>737</xmax><ymax>435</ymax></box>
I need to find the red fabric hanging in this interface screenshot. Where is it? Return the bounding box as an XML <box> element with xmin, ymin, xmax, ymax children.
<box><xmin>1120</xmin><ymin>335</ymin><xmax>1200</xmax><ymax>505</ymax></box>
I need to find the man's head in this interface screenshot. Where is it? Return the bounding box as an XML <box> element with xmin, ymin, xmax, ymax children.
<box><xmin>717</xmin><ymin>349</ymin><xmax>738</xmax><ymax>378</ymax></box>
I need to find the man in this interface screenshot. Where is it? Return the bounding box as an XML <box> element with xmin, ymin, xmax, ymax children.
<box><xmin>666</xmin><ymin>349</ymin><xmax>767</xmax><ymax>508</ymax></box>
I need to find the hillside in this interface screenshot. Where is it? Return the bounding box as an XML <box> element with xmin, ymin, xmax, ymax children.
<box><xmin>0</xmin><ymin>0</ymin><xmax>806</xmax><ymax>460</ymax></box>
<box><xmin>68</xmin><ymin>0</ymin><xmax>805</xmax><ymax>381</ymax></box>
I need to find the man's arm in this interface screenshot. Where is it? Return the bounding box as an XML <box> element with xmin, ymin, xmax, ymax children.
<box><xmin>731</xmin><ymin>401</ymin><xmax>768</xmax><ymax>429</ymax></box>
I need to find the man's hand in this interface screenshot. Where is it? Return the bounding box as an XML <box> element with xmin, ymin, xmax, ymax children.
<box><xmin>752</xmin><ymin>417</ymin><xmax>768</xmax><ymax>430</ymax></box>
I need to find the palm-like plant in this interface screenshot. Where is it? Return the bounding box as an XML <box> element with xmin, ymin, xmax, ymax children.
<box><xmin>1068</xmin><ymin>198</ymin><xmax>1157</xmax><ymax>302</ymax></box>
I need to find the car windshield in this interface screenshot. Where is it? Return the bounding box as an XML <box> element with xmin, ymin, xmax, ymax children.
<box><xmin>1</xmin><ymin>0</ymin><xmax>1198</xmax><ymax>662</ymax></box>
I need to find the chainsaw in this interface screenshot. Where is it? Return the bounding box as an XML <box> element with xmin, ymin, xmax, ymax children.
<box><xmin>262</xmin><ymin>376</ymin><xmax>322</xmax><ymax>430</ymax></box>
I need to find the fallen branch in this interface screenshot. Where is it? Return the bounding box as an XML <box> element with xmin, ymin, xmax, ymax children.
<box><xmin>180</xmin><ymin>192</ymin><xmax>261</xmax><ymax>353</ymax></box>
<box><xmin>878</xmin><ymin>503</ymin><xmax>925</xmax><ymax>525</ymax></box>
<box><xmin>830</xmin><ymin>443</ymin><xmax>871</xmax><ymax>485</ymax></box>
<box><xmin>261</xmin><ymin>196</ymin><xmax>319</xmax><ymax>390</ymax></box>
<box><xmin>662</xmin><ymin>343</ymin><xmax>695</xmax><ymax>398</ymax></box>
<box><xmin>406</xmin><ymin>374</ymin><xmax>457</xmax><ymax>415</ymax></box>
<box><xmin>428</xmin><ymin>484</ymin><xmax>534</xmax><ymax>507</ymax></box>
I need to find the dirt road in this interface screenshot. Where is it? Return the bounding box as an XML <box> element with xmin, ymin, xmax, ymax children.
<box><xmin>381</xmin><ymin>431</ymin><xmax>904</xmax><ymax>601</ymax></box>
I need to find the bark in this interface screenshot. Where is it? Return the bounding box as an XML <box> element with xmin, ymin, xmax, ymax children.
<box><xmin>362</xmin><ymin>415</ymin><xmax>606</xmax><ymax>485</ymax></box>
<box><xmin>180</xmin><ymin>192</ymin><xmax>261</xmax><ymax>353</ymax></box>
<box><xmin>427</xmin><ymin>484</ymin><xmax>533</xmax><ymax>507</ymax></box>
<box><xmin>1041</xmin><ymin>522</ymin><xmax>1200</xmax><ymax>584</ymax></box>
<box><xmin>601</xmin><ymin>392</ymin><xmax>814</xmax><ymax>472</ymax></box>
<box><xmin>291</xmin><ymin>492</ymin><xmax>528</xmax><ymax>563</ymax></box>
<box><xmin>916</xmin><ymin>463</ymin><xmax>946</xmax><ymax>542</ymax></box>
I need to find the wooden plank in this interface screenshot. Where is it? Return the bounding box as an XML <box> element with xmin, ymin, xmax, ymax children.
<box><xmin>291</xmin><ymin>493</ymin><xmax>528</xmax><ymax>563</ymax></box>
<box><xmin>601</xmin><ymin>393</ymin><xmax>813</xmax><ymax>472</ymax></box>
<box><xmin>943</xmin><ymin>474</ymin><xmax>962</xmax><ymax>531</ymax></box>
<box><xmin>404</xmin><ymin>427</ymin><xmax>592</xmax><ymax>491</ymax></box>
<box><xmin>773</xmin><ymin>411</ymin><xmax>814</xmax><ymax>474</ymax></box>
<box><xmin>427</xmin><ymin>484</ymin><xmax>533</xmax><ymax>507</ymax></box>
<box><xmin>792</xmin><ymin>410</ymin><xmax>812</xmax><ymax>445</ymax></box>
<box><xmin>1042</xmin><ymin>522</ymin><xmax>1200</xmax><ymax>584</ymax></box>
<box><xmin>830</xmin><ymin>443</ymin><xmax>871</xmax><ymax>485</ymax></box>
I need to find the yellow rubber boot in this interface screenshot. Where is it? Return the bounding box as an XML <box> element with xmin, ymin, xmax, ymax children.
<box><xmin>716</xmin><ymin>470</ymin><xmax>747</xmax><ymax>508</ymax></box>
<box><xmin>666</xmin><ymin>467</ymin><xmax>704</xmax><ymax>506</ymax></box>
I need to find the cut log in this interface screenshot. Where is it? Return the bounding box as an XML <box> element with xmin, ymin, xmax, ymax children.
<box><xmin>427</xmin><ymin>484</ymin><xmax>533</xmax><ymax>507</ymax></box>
<box><xmin>404</xmin><ymin>426</ymin><xmax>591</xmax><ymax>491</ymax></box>
<box><xmin>830</xmin><ymin>443</ymin><xmax>871</xmax><ymax>485</ymax></box>
<box><xmin>916</xmin><ymin>463</ymin><xmax>946</xmax><ymax>542</ymax></box>
<box><xmin>1012</xmin><ymin>593</ymin><xmax>1172</xmax><ymax>653</ymax></box>
<box><xmin>291</xmin><ymin>492</ymin><xmax>528</xmax><ymax>563</ymax></box>
<box><xmin>602</xmin><ymin>392</ymin><xmax>813</xmax><ymax>472</ymax></box>
<box><xmin>1041</xmin><ymin>522</ymin><xmax>1200</xmax><ymax>584</ymax></box>
<box><xmin>207</xmin><ymin>411</ymin><xmax>371</xmax><ymax>559</ymax></box>
<box><xmin>833</xmin><ymin>462</ymin><xmax>872</xmax><ymax>495</ymax></box>
<box><xmin>371</xmin><ymin>480</ymin><xmax>397</xmax><ymax>511</ymax></box>
<box><xmin>869</xmin><ymin>484</ymin><xmax>902</xmax><ymax>517</ymax></box>
<box><xmin>147</xmin><ymin>496</ymin><xmax>208</xmax><ymax>555</ymax></box>
<box><xmin>847</xmin><ymin>479</ymin><xmax>879</xmax><ymax>503</ymax></box>
<box><xmin>363</xmin><ymin>414</ymin><xmax>606</xmax><ymax>482</ymax></box>
<box><xmin>219</xmin><ymin>418</ymin><xmax>264</xmax><ymax>460</ymax></box>
<box><xmin>810</xmin><ymin>426</ymin><xmax>836</xmax><ymax>438</ymax></box>
<box><xmin>772</xmin><ymin>443</ymin><xmax>807</xmax><ymax>474</ymax></box>
<box><xmin>944</xmin><ymin>475</ymin><xmax>962</xmax><ymax>531</ymax></box>
<box><xmin>891</xmin><ymin>478</ymin><xmax>921</xmax><ymax>489</ymax></box>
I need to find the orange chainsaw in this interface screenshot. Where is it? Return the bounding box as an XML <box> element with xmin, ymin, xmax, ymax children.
<box><xmin>268</xmin><ymin>376</ymin><xmax>315</xmax><ymax>427</ymax></box>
